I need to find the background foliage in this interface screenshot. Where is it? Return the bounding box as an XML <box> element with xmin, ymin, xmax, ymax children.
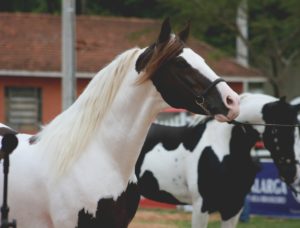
<box><xmin>1</xmin><ymin>0</ymin><xmax>300</xmax><ymax>97</ymax></box>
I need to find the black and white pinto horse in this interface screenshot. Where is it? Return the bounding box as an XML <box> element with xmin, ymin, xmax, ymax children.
<box><xmin>0</xmin><ymin>19</ymin><xmax>240</xmax><ymax>228</ymax></box>
<box><xmin>136</xmin><ymin>93</ymin><xmax>300</xmax><ymax>228</ymax></box>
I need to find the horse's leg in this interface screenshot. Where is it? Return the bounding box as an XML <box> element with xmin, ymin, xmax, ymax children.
<box><xmin>192</xmin><ymin>198</ymin><xmax>209</xmax><ymax>228</ymax></box>
<box><xmin>220</xmin><ymin>209</ymin><xmax>242</xmax><ymax>228</ymax></box>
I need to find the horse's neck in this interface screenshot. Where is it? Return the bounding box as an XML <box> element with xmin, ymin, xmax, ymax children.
<box><xmin>235</xmin><ymin>99</ymin><xmax>266</xmax><ymax>134</ymax></box>
<box><xmin>236</xmin><ymin>94</ymin><xmax>279</xmax><ymax>133</ymax></box>
<box><xmin>198</xmin><ymin>115</ymin><xmax>257</xmax><ymax>160</ymax></box>
<box><xmin>93</xmin><ymin>71</ymin><xmax>168</xmax><ymax>183</ymax></box>
<box><xmin>192</xmin><ymin>120</ymin><xmax>232</xmax><ymax>161</ymax></box>
<box><xmin>236</xmin><ymin>101</ymin><xmax>262</xmax><ymax>122</ymax></box>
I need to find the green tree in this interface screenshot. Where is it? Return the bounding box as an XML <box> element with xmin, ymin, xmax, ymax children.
<box><xmin>0</xmin><ymin>0</ymin><xmax>61</xmax><ymax>13</ymax></box>
<box><xmin>249</xmin><ymin>0</ymin><xmax>300</xmax><ymax>96</ymax></box>
<box><xmin>0</xmin><ymin>0</ymin><xmax>163</xmax><ymax>17</ymax></box>
<box><xmin>83</xmin><ymin>0</ymin><xmax>164</xmax><ymax>18</ymax></box>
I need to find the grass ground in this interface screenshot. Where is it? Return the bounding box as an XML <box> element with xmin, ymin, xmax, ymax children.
<box><xmin>130</xmin><ymin>208</ymin><xmax>300</xmax><ymax>228</ymax></box>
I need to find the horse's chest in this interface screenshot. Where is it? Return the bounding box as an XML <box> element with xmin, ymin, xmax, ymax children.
<box><xmin>48</xmin><ymin>156</ymin><xmax>137</xmax><ymax>227</ymax></box>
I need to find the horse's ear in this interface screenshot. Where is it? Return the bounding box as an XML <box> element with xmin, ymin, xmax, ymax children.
<box><xmin>178</xmin><ymin>20</ymin><xmax>190</xmax><ymax>43</ymax></box>
<box><xmin>157</xmin><ymin>17</ymin><xmax>171</xmax><ymax>45</ymax></box>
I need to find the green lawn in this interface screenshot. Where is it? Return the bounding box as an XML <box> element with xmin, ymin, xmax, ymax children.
<box><xmin>131</xmin><ymin>208</ymin><xmax>300</xmax><ymax>228</ymax></box>
<box><xmin>173</xmin><ymin>217</ymin><xmax>300</xmax><ymax>228</ymax></box>
<box><xmin>210</xmin><ymin>216</ymin><xmax>300</xmax><ymax>228</ymax></box>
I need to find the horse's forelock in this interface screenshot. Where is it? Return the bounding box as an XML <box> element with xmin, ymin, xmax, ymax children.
<box><xmin>136</xmin><ymin>38</ymin><xmax>185</xmax><ymax>84</ymax></box>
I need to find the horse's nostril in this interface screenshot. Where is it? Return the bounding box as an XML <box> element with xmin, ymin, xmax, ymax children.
<box><xmin>226</xmin><ymin>96</ymin><xmax>234</xmax><ymax>106</ymax></box>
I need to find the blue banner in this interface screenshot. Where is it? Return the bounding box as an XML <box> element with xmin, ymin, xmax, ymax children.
<box><xmin>248</xmin><ymin>160</ymin><xmax>300</xmax><ymax>218</ymax></box>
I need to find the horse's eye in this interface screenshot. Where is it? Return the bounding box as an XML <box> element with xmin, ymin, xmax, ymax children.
<box><xmin>175</xmin><ymin>58</ymin><xmax>189</xmax><ymax>68</ymax></box>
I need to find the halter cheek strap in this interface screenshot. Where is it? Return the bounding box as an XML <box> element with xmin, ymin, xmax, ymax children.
<box><xmin>196</xmin><ymin>78</ymin><xmax>225</xmax><ymax>100</ymax></box>
<box><xmin>194</xmin><ymin>78</ymin><xmax>225</xmax><ymax>114</ymax></box>
<box><xmin>176</xmin><ymin>77</ymin><xmax>225</xmax><ymax>115</ymax></box>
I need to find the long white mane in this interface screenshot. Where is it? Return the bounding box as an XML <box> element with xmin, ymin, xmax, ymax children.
<box><xmin>35</xmin><ymin>48</ymin><xmax>141</xmax><ymax>177</ymax></box>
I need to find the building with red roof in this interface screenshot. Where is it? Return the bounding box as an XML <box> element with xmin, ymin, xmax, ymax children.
<box><xmin>0</xmin><ymin>13</ymin><xmax>266</xmax><ymax>132</ymax></box>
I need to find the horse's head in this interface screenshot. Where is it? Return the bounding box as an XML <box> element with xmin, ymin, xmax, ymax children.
<box><xmin>231</xmin><ymin>93</ymin><xmax>300</xmax><ymax>190</ymax></box>
<box><xmin>262</xmin><ymin>97</ymin><xmax>300</xmax><ymax>187</ymax></box>
<box><xmin>135</xmin><ymin>18</ymin><xmax>239</xmax><ymax>122</ymax></box>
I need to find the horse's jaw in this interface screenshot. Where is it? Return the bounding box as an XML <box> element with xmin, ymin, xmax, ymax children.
<box><xmin>214</xmin><ymin>112</ymin><xmax>239</xmax><ymax>122</ymax></box>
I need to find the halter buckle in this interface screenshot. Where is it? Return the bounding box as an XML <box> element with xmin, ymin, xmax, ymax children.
<box><xmin>195</xmin><ymin>96</ymin><xmax>205</xmax><ymax>106</ymax></box>
<box><xmin>195</xmin><ymin>96</ymin><xmax>211</xmax><ymax>115</ymax></box>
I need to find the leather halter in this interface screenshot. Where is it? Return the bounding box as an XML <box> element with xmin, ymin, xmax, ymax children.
<box><xmin>194</xmin><ymin>78</ymin><xmax>225</xmax><ymax>115</ymax></box>
<box><xmin>177</xmin><ymin>77</ymin><xmax>225</xmax><ymax>115</ymax></box>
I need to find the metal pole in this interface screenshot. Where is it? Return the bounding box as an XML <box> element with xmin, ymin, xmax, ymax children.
<box><xmin>236</xmin><ymin>0</ymin><xmax>249</xmax><ymax>68</ymax></box>
<box><xmin>1</xmin><ymin>134</ymin><xmax>18</xmax><ymax>228</ymax></box>
<box><xmin>62</xmin><ymin>0</ymin><xmax>76</xmax><ymax>110</ymax></box>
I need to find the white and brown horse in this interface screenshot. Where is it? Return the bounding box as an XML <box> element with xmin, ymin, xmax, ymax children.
<box><xmin>0</xmin><ymin>18</ymin><xmax>239</xmax><ymax>228</ymax></box>
<box><xmin>136</xmin><ymin>93</ymin><xmax>300</xmax><ymax>228</ymax></box>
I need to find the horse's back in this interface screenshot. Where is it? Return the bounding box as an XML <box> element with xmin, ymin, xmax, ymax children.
<box><xmin>136</xmin><ymin>124</ymin><xmax>201</xmax><ymax>204</ymax></box>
